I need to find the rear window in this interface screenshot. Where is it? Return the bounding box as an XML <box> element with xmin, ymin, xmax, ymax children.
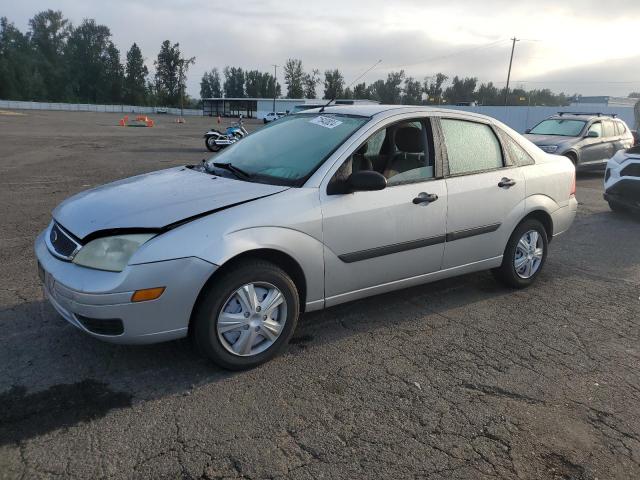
<box><xmin>616</xmin><ymin>122</ymin><xmax>627</xmax><ymax>135</ymax></box>
<box><xmin>441</xmin><ymin>119</ymin><xmax>504</xmax><ymax>175</ymax></box>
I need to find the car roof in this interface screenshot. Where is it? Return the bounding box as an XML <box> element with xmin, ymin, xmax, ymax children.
<box><xmin>297</xmin><ymin>104</ymin><xmax>497</xmax><ymax>122</ymax></box>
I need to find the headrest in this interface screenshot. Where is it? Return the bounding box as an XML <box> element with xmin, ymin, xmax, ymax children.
<box><xmin>395</xmin><ymin>126</ymin><xmax>422</xmax><ymax>153</ymax></box>
<box><xmin>355</xmin><ymin>143</ymin><xmax>368</xmax><ymax>155</ymax></box>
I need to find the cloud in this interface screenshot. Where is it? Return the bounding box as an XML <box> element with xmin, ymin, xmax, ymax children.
<box><xmin>4</xmin><ymin>0</ymin><xmax>640</xmax><ymax>97</ymax></box>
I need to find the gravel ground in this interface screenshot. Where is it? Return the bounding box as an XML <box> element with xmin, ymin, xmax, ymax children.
<box><xmin>0</xmin><ymin>110</ymin><xmax>639</xmax><ymax>480</ymax></box>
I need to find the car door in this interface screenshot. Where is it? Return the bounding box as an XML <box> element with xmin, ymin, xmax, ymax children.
<box><xmin>320</xmin><ymin>117</ymin><xmax>447</xmax><ymax>304</ymax></box>
<box><xmin>580</xmin><ymin>121</ymin><xmax>609</xmax><ymax>164</ymax></box>
<box><xmin>437</xmin><ymin>117</ymin><xmax>525</xmax><ymax>269</ymax></box>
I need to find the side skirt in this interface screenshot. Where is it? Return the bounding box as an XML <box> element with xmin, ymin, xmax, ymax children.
<box><xmin>324</xmin><ymin>256</ymin><xmax>503</xmax><ymax>308</ymax></box>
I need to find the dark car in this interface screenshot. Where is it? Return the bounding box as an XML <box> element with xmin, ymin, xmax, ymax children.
<box><xmin>524</xmin><ymin>112</ymin><xmax>635</xmax><ymax>168</ymax></box>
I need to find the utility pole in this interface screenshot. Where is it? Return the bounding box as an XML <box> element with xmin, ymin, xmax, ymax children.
<box><xmin>272</xmin><ymin>64</ymin><xmax>279</xmax><ymax>113</ymax></box>
<box><xmin>504</xmin><ymin>37</ymin><xmax>519</xmax><ymax>106</ymax></box>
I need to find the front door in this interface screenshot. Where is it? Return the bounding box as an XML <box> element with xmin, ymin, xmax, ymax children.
<box><xmin>580</xmin><ymin>121</ymin><xmax>610</xmax><ymax>164</ymax></box>
<box><xmin>438</xmin><ymin>118</ymin><xmax>525</xmax><ymax>269</ymax></box>
<box><xmin>321</xmin><ymin>118</ymin><xmax>447</xmax><ymax>303</ymax></box>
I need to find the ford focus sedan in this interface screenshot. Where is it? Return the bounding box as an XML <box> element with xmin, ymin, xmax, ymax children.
<box><xmin>36</xmin><ymin>105</ymin><xmax>577</xmax><ymax>369</ymax></box>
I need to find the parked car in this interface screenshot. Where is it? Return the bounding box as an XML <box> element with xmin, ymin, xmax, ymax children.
<box><xmin>36</xmin><ymin>105</ymin><xmax>577</xmax><ymax>369</ymax></box>
<box><xmin>604</xmin><ymin>145</ymin><xmax>640</xmax><ymax>213</ymax></box>
<box><xmin>263</xmin><ymin>112</ymin><xmax>285</xmax><ymax>123</ymax></box>
<box><xmin>524</xmin><ymin>112</ymin><xmax>634</xmax><ymax>168</ymax></box>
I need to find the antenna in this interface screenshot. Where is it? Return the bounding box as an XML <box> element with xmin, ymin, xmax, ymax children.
<box><xmin>319</xmin><ymin>59</ymin><xmax>382</xmax><ymax>113</ymax></box>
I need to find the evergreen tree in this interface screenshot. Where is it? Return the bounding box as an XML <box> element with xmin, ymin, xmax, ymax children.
<box><xmin>124</xmin><ymin>43</ymin><xmax>148</xmax><ymax>105</ymax></box>
<box><xmin>323</xmin><ymin>69</ymin><xmax>344</xmax><ymax>99</ymax></box>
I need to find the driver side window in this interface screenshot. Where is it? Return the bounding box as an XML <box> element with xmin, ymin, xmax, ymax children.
<box><xmin>328</xmin><ymin>118</ymin><xmax>435</xmax><ymax>193</ymax></box>
<box><xmin>588</xmin><ymin>122</ymin><xmax>602</xmax><ymax>137</ymax></box>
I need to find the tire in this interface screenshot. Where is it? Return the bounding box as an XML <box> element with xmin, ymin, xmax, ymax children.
<box><xmin>608</xmin><ymin>200</ymin><xmax>627</xmax><ymax>213</ymax></box>
<box><xmin>192</xmin><ymin>259</ymin><xmax>300</xmax><ymax>370</ymax></box>
<box><xmin>263</xmin><ymin>119</ymin><xmax>267</xmax><ymax>124</ymax></box>
<box><xmin>492</xmin><ymin>219</ymin><xmax>549</xmax><ymax>289</ymax></box>
<box><xmin>205</xmin><ymin>136</ymin><xmax>221</xmax><ymax>152</ymax></box>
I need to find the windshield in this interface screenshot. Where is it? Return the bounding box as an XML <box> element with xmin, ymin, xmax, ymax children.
<box><xmin>529</xmin><ymin>119</ymin><xmax>586</xmax><ymax>137</ymax></box>
<box><xmin>207</xmin><ymin>113</ymin><xmax>368</xmax><ymax>185</ymax></box>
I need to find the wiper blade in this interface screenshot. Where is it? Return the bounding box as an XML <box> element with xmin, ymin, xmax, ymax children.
<box><xmin>212</xmin><ymin>162</ymin><xmax>252</xmax><ymax>180</ymax></box>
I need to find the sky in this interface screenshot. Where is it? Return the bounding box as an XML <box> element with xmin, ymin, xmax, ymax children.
<box><xmin>5</xmin><ymin>0</ymin><xmax>640</xmax><ymax>98</ymax></box>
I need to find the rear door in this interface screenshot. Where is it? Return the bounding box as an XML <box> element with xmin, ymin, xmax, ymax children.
<box><xmin>437</xmin><ymin>117</ymin><xmax>525</xmax><ymax>269</ymax></box>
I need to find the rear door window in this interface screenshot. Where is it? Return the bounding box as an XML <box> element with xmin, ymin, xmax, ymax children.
<box><xmin>603</xmin><ymin>120</ymin><xmax>616</xmax><ymax>138</ymax></box>
<box><xmin>441</xmin><ymin>119</ymin><xmax>504</xmax><ymax>175</ymax></box>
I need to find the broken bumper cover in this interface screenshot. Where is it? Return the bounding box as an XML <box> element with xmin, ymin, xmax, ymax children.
<box><xmin>35</xmin><ymin>231</ymin><xmax>217</xmax><ymax>344</ymax></box>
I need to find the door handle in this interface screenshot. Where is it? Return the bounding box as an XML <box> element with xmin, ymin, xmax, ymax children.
<box><xmin>498</xmin><ymin>177</ymin><xmax>516</xmax><ymax>188</ymax></box>
<box><xmin>413</xmin><ymin>192</ymin><xmax>438</xmax><ymax>204</ymax></box>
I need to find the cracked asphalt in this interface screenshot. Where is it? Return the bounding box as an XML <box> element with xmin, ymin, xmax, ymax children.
<box><xmin>1</xmin><ymin>110</ymin><xmax>639</xmax><ymax>479</ymax></box>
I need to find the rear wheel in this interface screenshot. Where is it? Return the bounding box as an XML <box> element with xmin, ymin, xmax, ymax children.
<box><xmin>492</xmin><ymin>219</ymin><xmax>548</xmax><ymax>288</ymax></box>
<box><xmin>205</xmin><ymin>135</ymin><xmax>221</xmax><ymax>152</ymax></box>
<box><xmin>192</xmin><ymin>260</ymin><xmax>300</xmax><ymax>370</ymax></box>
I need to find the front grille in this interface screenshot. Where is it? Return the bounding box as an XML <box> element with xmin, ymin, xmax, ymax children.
<box><xmin>48</xmin><ymin>222</ymin><xmax>80</xmax><ymax>259</ymax></box>
<box><xmin>76</xmin><ymin>315</ymin><xmax>124</xmax><ymax>336</ymax></box>
<box><xmin>620</xmin><ymin>163</ymin><xmax>640</xmax><ymax>178</ymax></box>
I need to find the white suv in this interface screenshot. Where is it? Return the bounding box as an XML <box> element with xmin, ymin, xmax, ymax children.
<box><xmin>604</xmin><ymin>145</ymin><xmax>640</xmax><ymax>213</ymax></box>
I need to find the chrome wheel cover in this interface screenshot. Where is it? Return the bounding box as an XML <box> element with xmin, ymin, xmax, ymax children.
<box><xmin>217</xmin><ymin>282</ymin><xmax>287</xmax><ymax>357</ymax></box>
<box><xmin>514</xmin><ymin>230</ymin><xmax>544</xmax><ymax>279</ymax></box>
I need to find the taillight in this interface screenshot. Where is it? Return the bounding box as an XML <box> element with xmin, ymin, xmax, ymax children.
<box><xmin>570</xmin><ymin>170</ymin><xmax>576</xmax><ymax>196</ymax></box>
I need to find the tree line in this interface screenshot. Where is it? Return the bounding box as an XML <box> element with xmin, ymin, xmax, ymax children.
<box><xmin>0</xmin><ymin>10</ymin><xmax>195</xmax><ymax>107</ymax></box>
<box><xmin>201</xmin><ymin>58</ymin><xmax>576</xmax><ymax>106</ymax></box>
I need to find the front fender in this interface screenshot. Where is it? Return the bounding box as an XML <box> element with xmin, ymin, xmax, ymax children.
<box><xmin>212</xmin><ymin>226</ymin><xmax>325</xmax><ymax>306</ymax></box>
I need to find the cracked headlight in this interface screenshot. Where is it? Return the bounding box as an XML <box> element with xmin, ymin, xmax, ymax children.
<box><xmin>539</xmin><ymin>145</ymin><xmax>559</xmax><ymax>153</ymax></box>
<box><xmin>72</xmin><ymin>234</ymin><xmax>156</xmax><ymax>272</ymax></box>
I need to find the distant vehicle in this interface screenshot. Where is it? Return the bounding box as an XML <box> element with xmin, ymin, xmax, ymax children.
<box><xmin>263</xmin><ymin>112</ymin><xmax>286</xmax><ymax>124</ymax></box>
<box><xmin>524</xmin><ymin>112</ymin><xmax>634</xmax><ymax>169</ymax></box>
<box><xmin>36</xmin><ymin>105</ymin><xmax>576</xmax><ymax>369</ymax></box>
<box><xmin>604</xmin><ymin>145</ymin><xmax>640</xmax><ymax>213</ymax></box>
<box><xmin>155</xmin><ymin>107</ymin><xmax>168</xmax><ymax>114</ymax></box>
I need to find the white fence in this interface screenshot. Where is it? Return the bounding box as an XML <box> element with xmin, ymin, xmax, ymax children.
<box><xmin>1</xmin><ymin>99</ymin><xmax>636</xmax><ymax>132</ymax></box>
<box><xmin>0</xmin><ymin>99</ymin><xmax>203</xmax><ymax>116</ymax></box>
<box><xmin>441</xmin><ymin>105</ymin><xmax>636</xmax><ymax>133</ymax></box>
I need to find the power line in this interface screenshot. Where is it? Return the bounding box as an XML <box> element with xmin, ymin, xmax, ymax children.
<box><xmin>387</xmin><ymin>38</ymin><xmax>509</xmax><ymax>70</ymax></box>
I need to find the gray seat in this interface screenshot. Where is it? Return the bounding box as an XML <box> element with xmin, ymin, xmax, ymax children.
<box><xmin>384</xmin><ymin>126</ymin><xmax>424</xmax><ymax>179</ymax></box>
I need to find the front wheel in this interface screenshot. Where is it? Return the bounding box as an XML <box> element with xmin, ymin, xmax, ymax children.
<box><xmin>205</xmin><ymin>135</ymin><xmax>221</xmax><ymax>152</ymax></box>
<box><xmin>608</xmin><ymin>200</ymin><xmax>627</xmax><ymax>213</ymax></box>
<box><xmin>492</xmin><ymin>219</ymin><xmax>549</xmax><ymax>288</ymax></box>
<box><xmin>192</xmin><ymin>260</ymin><xmax>300</xmax><ymax>370</ymax></box>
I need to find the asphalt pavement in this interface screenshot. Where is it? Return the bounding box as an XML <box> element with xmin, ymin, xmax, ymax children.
<box><xmin>1</xmin><ymin>110</ymin><xmax>639</xmax><ymax>479</ymax></box>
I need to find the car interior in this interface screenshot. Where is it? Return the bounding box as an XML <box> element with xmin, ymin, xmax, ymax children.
<box><xmin>329</xmin><ymin>119</ymin><xmax>436</xmax><ymax>192</ymax></box>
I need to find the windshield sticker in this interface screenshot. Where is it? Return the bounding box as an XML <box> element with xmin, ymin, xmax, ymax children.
<box><xmin>309</xmin><ymin>115</ymin><xmax>343</xmax><ymax>129</ymax></box>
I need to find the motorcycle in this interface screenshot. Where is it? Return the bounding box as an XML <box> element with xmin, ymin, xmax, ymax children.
<box><xmin>204</xmin><ymin>123</ymin><xmax>248</xmax><ymax>152</ymax></box>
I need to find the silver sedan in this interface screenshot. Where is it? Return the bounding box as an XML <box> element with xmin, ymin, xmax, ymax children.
<box><xmin>35</xmin><ymin>105</ymin><xmax>577</xmax><ymax>369</ymax></box>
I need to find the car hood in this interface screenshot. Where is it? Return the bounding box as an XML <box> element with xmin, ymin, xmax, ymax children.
<box><xmin>53</xmin><ymin>167</ymin><xmax>289</xmax><ymax>240</ymax></box>
<box><xmin>523</xmin><ymin>134</ymin><xmax>579</xmax><ymax>145</ymax></box>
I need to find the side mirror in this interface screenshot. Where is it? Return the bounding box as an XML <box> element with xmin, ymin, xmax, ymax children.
<box><xmin>524</xmin><ymin>128</ymin><xmax>531</xmax><ymax>134</ymax></box>
<box><xmin>586</xmin><ymin>130</ymin><xmax>599</xmax><ymax>138</ymax></box>
<box><xmin>348</xmin><ymin>171</ymin><xmax>387</xmax><ymax>192</ymax></box>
